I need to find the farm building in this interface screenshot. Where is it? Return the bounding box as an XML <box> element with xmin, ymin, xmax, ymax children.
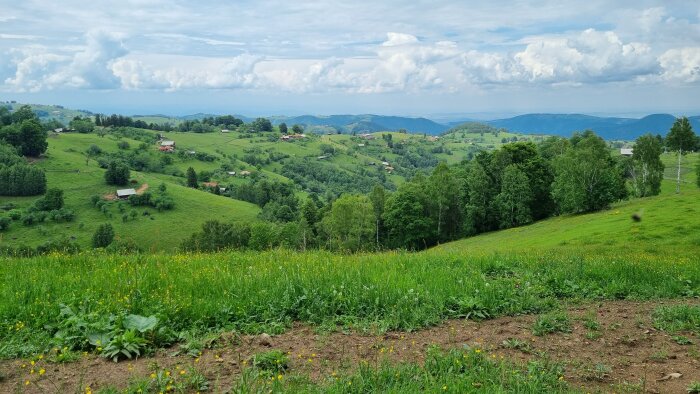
<box><xmin>53</xmin><ymin>128</ymin><xmax>64</xmax><ymax>133</ymax></box>
<box><xmin>221</xmin><ymin>129</ymin><xmax>231</xmax><ymax>133</ymax></box>
<box><xmin>381</xmin><ymin>161</ymin><xmax>390</xmax><ymax>166</ymax></box>
<box><xmin>116</xmin><ymin>189</ymin><xmax>137</xmax><ymax>199</ymax></box>
<box><xmin>359</xmin><ymin>133</ymin><xmax>375</xmax><ymax>140</ymax></box>
<box><xmin>160</xmin><ymin>140</ymin><xmax>176</xmax><ymax>147</ymax></box>
<box><xmin>620</xmin><ymin>148</ymin><xmax>634</xmax><ymax>156</ymax></box>
<box><xmin>203</xmin><ymin>182</ymin><xmax>219</xmax><ymax>188</ymax></box>
<box><xmin>384</xmin><ymin>166</ymin><xmax>395</xmax><ymax>172</ymax></box>
<box><xmin>227</xmin><ymin>171</ymin><xmax>236</xmax><ymax>176</ymax></box>
<box><xmin>239</xmin><ymin>170</ymin><xmax>252</xmax><ymax>176</ymax></box>
<box><xmin>280</xmin><ymin>134</ymin><xmax>306</xmax><ymax>141</ymax></box>
<box><xmin>159</xmin><ymin>145</ymin><xmax>174</xmax><ymax>152</ymax></box>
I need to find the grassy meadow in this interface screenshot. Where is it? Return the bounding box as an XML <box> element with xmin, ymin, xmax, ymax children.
<box><xmin>2</xmin><ymin>170</ymin><xmax>699</xmax><ymax>360</ymax></box>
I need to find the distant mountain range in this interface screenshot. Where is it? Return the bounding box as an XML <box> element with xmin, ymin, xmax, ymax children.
<box><xmin>484</xmin><ymin>114</ymin><xmax>700</xmax><ymax>140</ymax></box>
<box><xmin>7</xmin><ymin>102</ymin><xmax>699</xmax><ymax>140</ymax></box>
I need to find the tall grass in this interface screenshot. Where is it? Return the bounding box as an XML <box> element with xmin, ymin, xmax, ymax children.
<box><xmin>1</xmin><ymin>248</ymin><xmax>699</xmax><ymax>358</ymax></box>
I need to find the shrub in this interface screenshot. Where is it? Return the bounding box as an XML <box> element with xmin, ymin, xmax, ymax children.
<box><xmin>0</xmin><ymin>216</ymin><xmax>10</xmax><ymax>231</ymax></box>
<box><xmin>34</xmin><ymin>188</ymin><xmax>64</xmax><ymax>211</ymax></box>
<box><xmin>7</xmin><ymin>209</ymin><xmax>21</xmax><ymax>220</ymax></box>
<box><xmin>92</xmin><ymin>223</ymin><xmax>115</xmax><ymax>248</ymax></box>
<box><xmin>105</xmin><ymin>160</ymin><xmax>130</xmax><ymax>186</ymax></box>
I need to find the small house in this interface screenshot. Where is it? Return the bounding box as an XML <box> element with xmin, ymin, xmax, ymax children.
<box><xmin>385</xmin><ymin>166</ymin><xmax>395</xmax><ymax>172</ymax></box>
<box><xmin>221</xmin><ymin>129</ymin><xmax>230</xmax><ymax>133</ymax></box>
<box><xmin>227</xmin><ymin>171</ymin><xmax>236</xmax><ymax>176</ymax></box>
<box><xmin>53</xmin><ymin>128</ymin><xmax>64</xmax><ymax>133</ymax></box>
<box><xmin>240</xmin><ymin>170</ymin><xmax>251</xmax><ymax>176</ymax></box>
<box><xmin>159</xmin><ymin>145</ymin><xmax>174</xmax><ymax>152</ymax></box>
<box><xmin>116</xmin><ymin>189</ymin><xmax>137</xmax><ymax>199</ymax></box>
<box><xmin>358</xmin><ymin>143</ymin><xmax>365</xmax><ymax>147</ymax></box>
<box><xmin>620</xmin><ymin>148</ymin><xmax>633</xmax><ymax>156</ymax></box>
<box><xmin>381</xmin><ymin>161</ymin><xmax>390</xmax><ymax>166</ymax></box>
<box><xmin>317</xmin><ymin>155</ymin><xmax>329</xmax><ymax>160</ymax></box>
<box><xmin>359</xmin><ymin>133</ymin><xmax>375</xmax><ymax>140</ymax></box>
<box><xmin>203</xmin><ymin>182</ymin><xmax>219</xmax><ymax>188</ymax></box>
<box><xmin>161</xmin><ymin>140</ymin><xmax>176</xmax><ymax>148</ymax></box>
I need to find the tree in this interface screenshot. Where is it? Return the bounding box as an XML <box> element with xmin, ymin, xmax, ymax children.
<box><xmin>279</xmin><ymin>122</ymin><xmax>288</xmax><ymax>134</ymax></box>
<box><xmin>461</xmin><ymin>161</ymin><xmax>493</xmax><ymax>235</ymax></box>
<box><xmin>494</xmin><ymin>165</ymin><xmax>532</xmax><ymax>228</ymax></box>
<box><xmin>69</xmin><ymin>117</ymin><xmax>95</xmax><ymax>133</ymax></box>
<box><xmin>383</xmin><ymin>181</ymin><xmax>434</xmax><ymax>250</ymax></box>
<box><xmin>696</xmin><ymin>160</ymin><xmax>700</xmax><ymax>188</ymax></box>
<box><xmin>92</xmin><ymin>223</ymin><xmax>115</xmax><ymax>248</ymax></box>
<box><xmin>320</xmin><ymin>194</ymin><xmax>374</xmax><ymax>251</ymax></box>
<box><xmin>105</xmin><ymin>160</ymin><xmax>130</xmax><ymax>186</ymax></box>
<box><xmin>292</xmin><ymin>124</ymin><xmax>303</xmax><ymax>134</ymax></box>
<box><xmin>630</xmin><ymin>134</ymin><xmax>664</xmax><ymax>197</ymax></box>
<box><xmin>369</xmin><ymin>184</ymin><xmax>386</xmax><ymax>247</ymax></box>
<box><xmin>552</xmin><ymin>131</ymin><xmax>625</xmax><ymax>213</ymax></box>
<box><xmin>666</xmin><ymin>117</ymin><xmax>696</xmax><ymax>193</ymax></box>
<box><xmin>11</xmin><ymin>105</ymin><xmax>37</xmax><ymax>123</ymax></box>
<box><xmin>34</xmin><ymin>188</ymin><xmax>64</xmax><ymax>211</ymax></box>
<box><xmin>252</xmin><ymin>118</ymin><xmax>273</xmax><ymax>132</ymax></box>
<box><xmin>186</xmin><ymin>167</ymin><xmax>198</xmax><ymax>188</ymax></box>
<box><xmin>429</xmin><ymin>163</ymin><xmax>461</xmax><ymax>242</ymax></box>
<box><xmin>18</xmin><ymin>119</ymin><xmax>48</xmax><ymax>156</ymax></box>
<box><xmin>84</xmin><ymin>144</ymin><xmax>102</xmax><ymax>166</ymax></box>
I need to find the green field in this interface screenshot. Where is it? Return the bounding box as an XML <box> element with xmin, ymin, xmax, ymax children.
<box><xmin>0</xmin><ymin>125</ymin><xmax>551</xmax><ymax>251</ymax></box>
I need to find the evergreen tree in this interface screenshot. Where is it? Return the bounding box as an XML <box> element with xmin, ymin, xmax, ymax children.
<box><xmin>279</xmin><ymin>122</ymin><xmax>288</xmax><ymax>134</ymax></box>
<box><xmin>92</xmin><ymin>223</ymin><xmax>115</xmax><ymax>248</ymax></box>
<box><xmin>186</xmin><ymin>167</ymin><xmax>198</xmax><ymax>188</ymax></box>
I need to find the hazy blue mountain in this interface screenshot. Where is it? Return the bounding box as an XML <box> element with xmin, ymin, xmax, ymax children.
<box><xmin>269</xmin><ymin>114</ymin><xmax>449</xmax><ymax>135</ymax></box>
<box><xmin>486</xmin><ymin>113</ymin><xmax>700</xmax><ymax>139</ymax></box>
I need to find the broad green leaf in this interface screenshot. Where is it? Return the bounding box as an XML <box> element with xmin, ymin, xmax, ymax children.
<box><xmin>123</xmin><ymin>314</ymin><xmax>158</xmax><ymax>332</ymax></box>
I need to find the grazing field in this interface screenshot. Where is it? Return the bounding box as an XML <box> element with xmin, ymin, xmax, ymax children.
<box><xmin>1</xmin><ymin>177</ymin><xmax>700</xmax><ymax>392</ymax></box>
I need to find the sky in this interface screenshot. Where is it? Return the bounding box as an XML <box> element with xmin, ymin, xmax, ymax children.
<box><xmin>0</xmin><ymin>0</ymin><xmax>699</xmax><ymax>119</ymax></box>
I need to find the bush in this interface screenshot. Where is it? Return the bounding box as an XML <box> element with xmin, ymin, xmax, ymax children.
<box><xmin>105</xmin><ymin>160</ymin><xmax>130</xmax><ymax>186</ymax></box>
<box><xmin>8</xmin><ymin>209</ymin><xmax>21</xmax><ymax>220</ymax></box>
<box><xmin>35</xmin><ymin>238</ymin><xmax>81</xmax><ymax>255</ymax></box>
<box><xmin>0</xmin><ymin>216</ymin><xmax>10</xmax><ymax>231</ymax></box>
<box><xmin>117</xmin><ymin>141</ymin><xmax>130</xmax><ymax>150</ymax></box>
<box><xmin>92</xmin><ymin>223</ymin><xmax>115</xmax><ymax>248</ymax></box>
<box><xmin>34</xmin><ymin>188</ymin><xmax>64</xmax><ymax>211</ymax></box>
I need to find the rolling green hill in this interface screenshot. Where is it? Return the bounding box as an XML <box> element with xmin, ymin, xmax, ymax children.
<box><xmin>434</xmin><ymin>153</ymin><xmax>699</xmax><ymax>258</ymax></box>
<box><xmin>0</xmin><ymin>123</ymin><xmax>545</xmax><ymax>251</ymax></box>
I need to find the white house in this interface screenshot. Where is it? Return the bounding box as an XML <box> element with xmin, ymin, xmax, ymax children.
<box><xmin>620</xmin><ymin>148</ymin><xmax>633</xmax><ymax>156</ymax></box>
<box><xmin>116</xmin><ymin>189</ymin><xmax>137</xmax><ymax>199</ymax></box>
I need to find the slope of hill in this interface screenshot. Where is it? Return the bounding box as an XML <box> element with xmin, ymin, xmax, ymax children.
<box><xmin>487</xmin><ymin>113</ymin><xmax>700</xmax><ymax>139</ymax></box>
<box><xmin>434</xmin><ymin>153</ymin><xmax>699</xmax><ymax>258</ymax></box>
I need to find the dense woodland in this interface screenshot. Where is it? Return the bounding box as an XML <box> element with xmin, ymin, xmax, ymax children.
<box><xmin>1</xmin><ymin>104</ymin><xmax>699</xmax><ymax>255</ymax></box>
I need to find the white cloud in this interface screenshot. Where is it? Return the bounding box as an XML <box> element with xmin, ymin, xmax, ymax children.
<box><xmin>461</xmin><ymin>29</ymin><xmax>660</xmax><ymax>85</ymax></box>
<box><xmin>111</xmin><ymin>54</ymin><xmax>261</xmax><ymax>91</ymax></box>
<box><xmin>382</xmin><ymin>32</ymin><xmax>420</xmax><ymax>47</ymax></box>
<box><xmin>659</xmin><ymin>47</ymin><xmax>700</xmax><ymax>82</ymax></box>
<box><xmin>4</xmin><ymin>30</ymin><xmax>127</xmax><ymax>91</ymax></box>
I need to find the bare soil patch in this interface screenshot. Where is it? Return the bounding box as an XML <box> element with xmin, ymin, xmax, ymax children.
<box><xmin>2</xmin><ymin>300</ymin><xmax>699</xmax><ymax>393</ymax></box>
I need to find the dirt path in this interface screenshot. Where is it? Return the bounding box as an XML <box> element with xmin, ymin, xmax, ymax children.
<box><xmin>2</xmin><ymin>300</ymin><xmax>699</xmax><ymax>393</ymax></box>
<box><xmin>136</xmin><ymin>183</ymin><xmax>149</xmax><ymax>194</ymax></box>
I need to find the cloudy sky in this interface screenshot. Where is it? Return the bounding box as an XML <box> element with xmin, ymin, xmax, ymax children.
<box><xmin>1</xmin><ymin>0</ymin><xmax>699</xmax><ymax>118</ymax></box>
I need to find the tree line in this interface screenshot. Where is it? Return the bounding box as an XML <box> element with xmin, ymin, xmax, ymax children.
<box><xmin>184</xmin><ymin>122</ymin><xmax>697</xmax><ymax>253</ymax></box>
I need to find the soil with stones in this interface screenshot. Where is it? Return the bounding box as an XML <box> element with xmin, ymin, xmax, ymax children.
<box><xmin>2</xmin><ymin>300</ymin><xmax>699</xmax><ymax>393</ymax></box>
